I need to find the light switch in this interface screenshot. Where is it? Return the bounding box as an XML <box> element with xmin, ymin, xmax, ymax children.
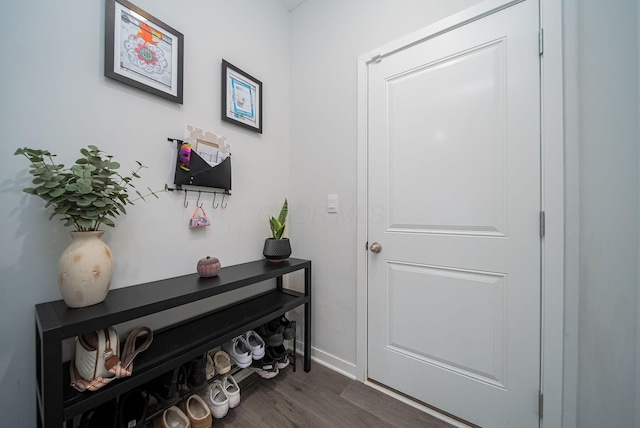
<box><xmin>328</xmin><ymin>194</ymin><xmax>338</xmax><ymax>213</ymax></box>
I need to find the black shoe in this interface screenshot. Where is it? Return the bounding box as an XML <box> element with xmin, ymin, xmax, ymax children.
<box><xmin>266</xmin><ymin>345</ymin><xmax>290</xmax><ymax>369</ymax></box>
<box><xmin>257</xmin><ymin>319</ymin><xmax>284</xmax><ymax>347</ymax></box>
<box><xmin>118</xmin><ymin>388</ymin><xmax>148</xmax><ymax>428</ymax></box>
<box><xmin>185</xmin><ymin>353</ymin><xmax>207</xmax><ymax>393</ymax></box>
<box><xmin>148</xmin><ymin>366</ymin><xmax>183</xmax><ymax>407</ymax></box>
<box><xmin>248</xmin><ymin>354</ymin><xmax>279</xmax><ymax>379</ymax></box>
<box><xmin>80</xmin><ymin>399</ymin><xmax>117</xmax><ymax>428</ymax></box>
<box><xmin>279</xmin><ymin>316</ymin><xmax>296</xmax><ymax>340</ymax></box>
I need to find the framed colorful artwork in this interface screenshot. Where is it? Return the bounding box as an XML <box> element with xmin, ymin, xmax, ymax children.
<box><xmin>221</xmin><ymin>60</ymin><xmax>263</xmax><ymax>133</ymax></box>
<box><xmin>105</xmin><ymin>0</ymin><xmax>184</xmax><ymax>104</ymax></box>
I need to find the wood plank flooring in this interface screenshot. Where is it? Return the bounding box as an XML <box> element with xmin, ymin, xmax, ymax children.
<box><xmin>215</xmin><ymin>359</ymin><xmax>454</xmax><ymax>428</ymax></box>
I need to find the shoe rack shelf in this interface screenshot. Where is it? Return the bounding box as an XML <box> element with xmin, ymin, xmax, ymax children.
<box><xmin>35</xmin><ymin>258</ymin><xmax>312</xmax><ymax>427</ymax></box>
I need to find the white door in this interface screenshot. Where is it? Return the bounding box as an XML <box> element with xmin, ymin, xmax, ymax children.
<box><xmin>366</xmin><ymin>1</ymin><xmax>541</xmax><ymax>427</ymax></box>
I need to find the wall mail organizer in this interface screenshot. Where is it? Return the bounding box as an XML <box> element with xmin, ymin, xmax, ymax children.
<box><xmin>167</xmin><ymin>137</ymin><xmax>231</xmax><ymax>202</ymax></box>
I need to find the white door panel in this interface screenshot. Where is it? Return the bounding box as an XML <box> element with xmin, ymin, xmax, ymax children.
<box><xmin>386</xmin><ymin>40</ymin><xmax>506</xmax><ymax>236</ymax></box>
<box><xmin>384</xmin><ymin>261</ymin><xmax>507</xmax><ymax>387</ymax></box>
<box><xmin>367</xmin><ymin>1</ymin><xmax>541</xmax><ymax>426</ymax></box>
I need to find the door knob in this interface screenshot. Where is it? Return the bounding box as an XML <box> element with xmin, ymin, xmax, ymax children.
<box><xmin>370</xmin><ymin>242</ymin><xmax>382</xmax><ymax>253</ymax></box>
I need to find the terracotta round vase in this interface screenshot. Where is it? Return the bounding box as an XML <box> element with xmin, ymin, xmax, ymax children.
<box><xmin>58</xmin><ymin>231</ymin><xmax>114</xmax><ymax>308</ymax></box>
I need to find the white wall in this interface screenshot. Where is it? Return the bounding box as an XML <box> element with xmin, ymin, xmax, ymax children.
<box><xmin>0</xmin><ymin>1</ymin><xmax>290</xmax><ymax>426</ymax></box>
<box><xmin>574</xmin><ymin>1</ymin><xmax>639</xmax><ymax>427</ymax></box>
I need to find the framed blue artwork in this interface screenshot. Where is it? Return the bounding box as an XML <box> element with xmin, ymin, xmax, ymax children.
<box><xmin>221</xmin><ymin>60</ymin><xmax>262</xmax><ymax>133</ymax></box>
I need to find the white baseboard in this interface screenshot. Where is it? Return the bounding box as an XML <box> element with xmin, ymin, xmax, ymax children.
<box><xmin>294</xmin><ymin>339</ymin><xmax>357</xmax><ymax>379</ymax></box>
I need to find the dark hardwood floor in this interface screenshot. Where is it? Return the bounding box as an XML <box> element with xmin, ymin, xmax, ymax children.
<box><xmin>215</xmin><ymin>359</ymin><xmax>454</xmax><ymax>428</ymax></box>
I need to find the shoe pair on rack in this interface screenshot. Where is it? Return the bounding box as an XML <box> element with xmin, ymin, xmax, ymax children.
<box><xmin>247</xmin><ymin>344</ymin><xmax>291</xmax><ymax>379</ymax></box>
<box><xmin>202</xmin><ymin>374</ymin><xmax>241</xmax><ymax>419</ymax></box>
<box><xmin>256</xmin><ymin>315</ymin><xmax>295</xmax><ymax>347</ymax></box>
<box><xmin>152</xmin><ymin>394</ymin><xmax>212</xmax><ymax>428</ymax></box>
<box><xmin>149</xmin><ymin>353</ymin><xmax>209</xmax><ymax>407</ymax></box>
<box><xmin>222</xmin><ymin>330</ymin><xmax>265</xmax><ymax>368</ymax></box>
<box><xmin>205</xmin><ymin>350</ymin><xmax>231</xmax><ymax>380</ymax></box>
<box><xmin>267</xmin><ymin>344</ymin><xmax>291</xmax><ymax>370</ymax></box>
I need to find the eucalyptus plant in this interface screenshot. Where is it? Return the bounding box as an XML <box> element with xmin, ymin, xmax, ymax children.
<box><xmin>269</xmin><ymin>198</ymin><xmax>288</xmax><ymax>239</ymax></box>
<box><xmin>15</xmin><ymin>145</ymin><xmax>165</xmax><ymax>231</ymax></box>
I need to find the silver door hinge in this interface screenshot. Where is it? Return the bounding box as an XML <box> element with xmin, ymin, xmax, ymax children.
<box><xmin>540</xmin><ymin>211</ymin><xmax>545</xmax><ymax>237</ymax></box>
<box><xmin>538</xmin><ymin>391</ymin><xmax>544</xmax><ymax>418</ymax></box>
<box><xmin>371</xmin><ymin>54</ymin><xmax>383</xmax><ymax>63</ymax></box>
<box><xmin>539</xmin><ymin>28</ymin><xmax>544</xmax><ymax>55</ymax></box>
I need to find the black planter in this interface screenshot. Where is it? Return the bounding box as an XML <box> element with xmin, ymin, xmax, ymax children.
<box><xmin>263</xmin><ymin>238</ymin><xmax>292</xmax><ymax>262</ymax></box>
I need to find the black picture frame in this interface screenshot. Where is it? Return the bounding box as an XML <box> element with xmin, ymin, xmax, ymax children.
<box><xmin>105</xmin><ymin>0</ymin><xmax>184</xmax><ymax>104</ymax></box>
<box><xmin>221</xmin><ymin>60</ymin><xmax>263</xmax><ymax>133</ymax></box>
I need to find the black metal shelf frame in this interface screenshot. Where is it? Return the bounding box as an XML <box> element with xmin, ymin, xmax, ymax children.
<box><xmin>35</xmin><ymin>258</ymin><xmax>311</xmax><ymax>427</ymax></box>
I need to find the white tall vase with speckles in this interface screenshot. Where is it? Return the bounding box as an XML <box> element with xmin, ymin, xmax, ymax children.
<box><xmin>58</xmin><ymin>231</ymin><xmax>114</xmax><ymax>308</ymax></box>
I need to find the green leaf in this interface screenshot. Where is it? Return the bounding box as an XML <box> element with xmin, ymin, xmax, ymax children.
<box><xmin>30</xmin><ymin>167</ymin><xmax>46</xmax><ymax>175</ymax></box>
<box><xmin>76</xmin><ymin>184</ymin><xmax>93</xmax><ymax>194</ymax></box>
<box><xmin>39</xmin><ymin>172</ymin><xmax>55</xmax><ymax>180</ymax></box>
<box><xmin>49</xmin><ymin>188</ymin><xmax>66</xmax><ymax>198</ymax></box>
<box><xmin>278</xmin><ymin>199</ymin><xmax>288</xmax><ymax>225</ymax></box>
<box><xmin>269</xmin><ymin>217</ymin><xmax>283</xmax><ymax>239</ymax></box>
<box><xmin>36</xmin><ymin>186</ymin><xmax>51</xmax><ymax>195</ymax></box>
<box><xmin>76</xmin><ymin>199</ymin><xmax>94</xmax><ymax>207</ymax></box>
<box><xmin>101</xmin><ymin>217</ymin><xmax>115</xmax><ymax>227</ymax></box>
<box><xmin>55</xmin><ymin>205</ymin><xmax>70</xmax><ymax>215</ymax></box>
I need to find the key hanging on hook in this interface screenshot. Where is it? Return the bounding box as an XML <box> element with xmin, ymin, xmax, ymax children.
<box><xmin>212</xmin><ymin>193</ymin><xmax>219</xmax><ymax>209</ymax></box>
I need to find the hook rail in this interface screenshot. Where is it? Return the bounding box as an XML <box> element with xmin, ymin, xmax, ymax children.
<box><xmin>168</xmin><ymin>186</ymin><xmax>230</xmax><ymax>209</ymax></box>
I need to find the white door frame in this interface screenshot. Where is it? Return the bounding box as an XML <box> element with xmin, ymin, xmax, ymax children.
<box><xmin>355</xmin><ymin>0</ymin><xmax>564</xmax><ymax>426</ymax></box>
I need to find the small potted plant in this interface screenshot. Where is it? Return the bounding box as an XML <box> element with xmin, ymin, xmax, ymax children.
<box><xmin>263</xmin><ymin>198</ymin><xmax>291</xmax><ymax>262</ymax></box>
<box><xmin>15</xmin><ymin>145</ymin><xmax>164</xmax><ymax>307</ymax></box>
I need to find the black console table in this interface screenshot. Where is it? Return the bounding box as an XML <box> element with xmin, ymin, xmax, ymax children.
<box><xmin>35</xmin><ymin>258</ymin><xmax>312</xmax><ymax>427</ymax></box>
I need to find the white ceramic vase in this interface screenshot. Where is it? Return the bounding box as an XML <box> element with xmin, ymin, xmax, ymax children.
<box><xmin>58</xmin><ymin>231</ymin><xmax>114</xmax><ymax>308</ymax></box>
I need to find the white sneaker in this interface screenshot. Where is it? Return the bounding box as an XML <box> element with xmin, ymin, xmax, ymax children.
<box><xmin>221</xmin><ymin>374</ymin><xmax>241</xmax><ymax>408</ymax></box>
<box><xmin>222</xmin><ymin>336</ymin><xmax>252</xmax><ymax>368</ymax></box>
<box><xmin>202</xmin><ymin>380</ymin><xmax>229</xmax><ymax>419</ymax></box>
<box><xmin>244</xmin><ymin>330</ymin><xmax>266</xmax><ymax>360</ymax></box>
